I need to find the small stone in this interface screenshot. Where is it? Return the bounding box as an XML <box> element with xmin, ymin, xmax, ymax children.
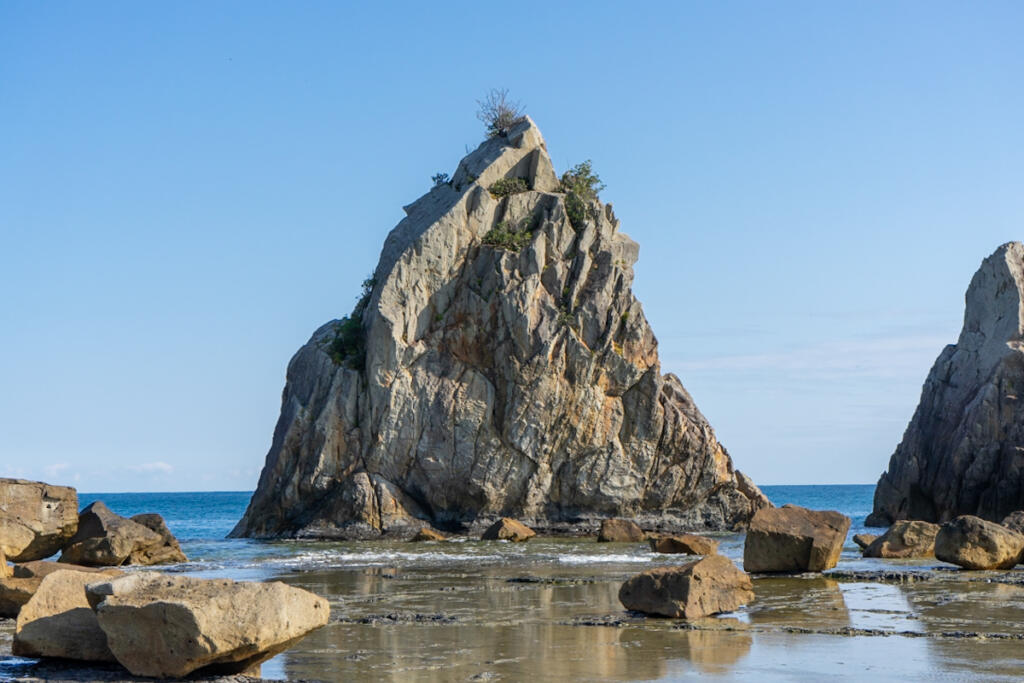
<box><xmin>618</xmin><ymin>554</ymin><xmax>754</xmax><ymax>618</ymax></box>
<box><xmin>481</xmin><ymin>518</ymin><xmax>535</xmax><ymax>542</ymax></box>
<box><xmin>597</xmin><ymin>519</ymin><xmax>645</xmax><ymax>542</ymax></box>
<box><xmin>649</xmin><ymin>534</ymin><xmax>718</xmax><ymax>555</ymax></box>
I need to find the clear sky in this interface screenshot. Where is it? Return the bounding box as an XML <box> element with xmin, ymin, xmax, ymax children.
<box><xmin>2</xmin><ymin>1</ymin><xmax>1022</xmax><ymax>492</ymax></box>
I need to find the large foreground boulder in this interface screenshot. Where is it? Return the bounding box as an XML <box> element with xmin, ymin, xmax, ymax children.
<box><xmin>934</xmin><ymin>515</ymin><xmax>1024</xmax><ymax>570</ymax></box>
<box><xmin>618</xmin><ymin>554</ymin><xmax>753</xmax><ymax>618</ymax></box>
<box><xmin>59</xmin><ymin>501</ymin><xmax>186</xmax><ymax>566</ymax></box>
<box><xmin>481</xmin><ymin>518</ymin><xmax>535</xmax><ymax>542</ymax></box>
<box><xmin>86</xmin><ymin>573</ymin><xmax>330</xmax><ymax>678</ymax></box>
<box><xmin>863</xmin><ymin>521</ymin><xmax>940</xmax><ymax>559</ymax></box>
<box><xmin>868</xmin><ymin>243</ymin><xmax>1024</xmax><ymax>526</ymax></box>
<box><xmin>0</xmin><ymin>478</ymin><xmax>78</xmax><ymax>562</ymax></box>
<box><xmin>649</xmin><ymin>534</ymin><xmax>719</xmax><ymax>555</ymax></box>
<box><xmin>743</xmin><ymin>505</ymin><xmax>851</xmax><ymax>573</ymax></box>
<box><xmin>12</xmin><ymin>568</ymin><xmax>123</xmax><ymax>661</ymax></box>
<box><xmin>598</xmin><ymin>519</ymin><xmax>645</xmax><ymax>542</ymax></box>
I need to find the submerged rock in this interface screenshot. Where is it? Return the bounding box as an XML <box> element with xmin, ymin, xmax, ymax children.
<box><xmin>863</xmin><ymin>521</ymin><xmax>940</xmax><ymax>559</ymax></box>
<box><xmin>59</xmin><ymin>502</ymin><xmax>186</xmax><ymax>567</ymax></box>
<box><xmin>618</xmin><ymin>554</ymin><xmax>753</xmax><ymax>618</ymax></box>
<box><xmin>868</xmin><ymin>243</ymin><xmax>1024</xmax><ymax>526</ymax></box>
<box><xmin>231</xmin><ymin>117</ymin><xmax>769</xmax><ymax>540</ymax></box>
<box><xmin>411</xmin><ymin>527</ymin><xmax>446</xmax><ymax>541</ymax></box>
<box><xmin>597</xmin><ymin>519</ymin><xmax>645</xmax><ymax>542</ymax></box>
<box><xmin>0</xmin><ymin>478</ymin><xmax>78</xmax><ymax>562</ymax></box>
<box><xmin>481</xmin><ymin>518</ymin><xmax>535</xmax><ymax>542</ymax></box>
<box><xmin>649</xmin><ymin>534</ymin><xmax>719</xmax><ymax>555</ymax></box>
<box><xmin>934</xmin><ymin>515</ymin><xmax>1024</xmax><ymax>570</ymax></box>
<box><xmin>743</xmin><ymin>505</ymin><xmax>850</xmax><ymax>573</ymax></box>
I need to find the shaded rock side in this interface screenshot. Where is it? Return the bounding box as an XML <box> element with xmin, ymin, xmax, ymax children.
<box><xmin>597</xmin><ymin>519</ymin><xmax>645</xmax><ymax>542</ymax></box>
<box><xmin>231</xmin><ymin>117</ymin><xmax>769</xmax><ymax>540</ymax></box>
<box><xmin>869</xmin><ymin>243</ymin><xmax>1024</xmax><ymax>526</ymax></box>
<box><xmin>618</xmin><ymin>554</ymin><xmax>753</xmax><ymax>618</ymax></box>
<box><xmin>87</xmin><ymin>573</ymin><xmax>329</xmax><ymax>678</ymax></box>
<box><xmin>743</xmin><ymin>505</ymin><xmax>850</xmax><ymax>573</ymax></box>
<box><xmin>0</xmin><ymin>478</ymin><xmax>78</xmax><ymax>562</ymax></box>
<box><xmin>934</xmin><ymin>515</ymin><xmax>1024</xmax><ymax>570</ymax></box>
<box><xmin>863</xmin><ymin>520</ymin><xmax>940</xmax><ymax>559</ymax></box>
<box><xmin>59</xmin><ymin>502</ymin><xmax>186</xmax><ymax>567</ymax></box>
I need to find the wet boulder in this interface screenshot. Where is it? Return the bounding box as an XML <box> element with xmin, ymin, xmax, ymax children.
<box><xmin>649</xmin><ymin>534</ymin><xmax>719</xmax><ymax>555</ymax></box>
<box><xmin>934</xmin><ymin>515</ymin><xmax>1024</xmax><ymax>570</ymax></box>
<box><xmin>863</xmin><ymin>521</ymin><xmax>940</xmax><ymax>559</ymax></box>
<box><xmin>1001</xmin><ymin>511</ymin><xmax>1024</xmax><ymax>534</ymax></box>
<box><xmin>619</xmin><ymin>554</ymin><xmax>754</xmax><ymax>618</ymax></box>
<box><xmin>743</xmin><ymin>505</ymin><xmax>851</xmax><ymax>573</ymax></box>
<box><xmin>598</xmin><ymin>519</ymin><xmax>645</xmax><ymax>543</ymax></box>
<box><xmin>481</xmin><ymin>518</ymin><xmax>535</xmax><ymax>542</ymax></box>
<box><xmin>59</xmin><ymin>502</ymin><xmax>186</xmax><ymax>566</ymax></box>
<box><xmin>0</xmin><ymin>478</ymin><xmax>78</xmax><ymax>562</ymax></box>
<box><xmin>411</xmin><ymin>527</ymin><xmax>446</xmax><ymax>541</ymax></box>
<box><xmin>86</xmin><ymin>573</ymin><xmax>330</xmax><ymax>678</ymax></box>
<box><xmin>852</xmin><ymin>534</ymin><xmax>878</xmax><ymax>550</ymax></box>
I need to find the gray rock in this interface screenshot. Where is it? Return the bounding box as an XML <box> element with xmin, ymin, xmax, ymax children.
<box><xmin>59</xmin><ymin>502</ymin><xmax>186</xmax><ymax>567</ymax></box>
<box><xmin>231</xmin><ymin>117</ymin><xmax>770</xmax><ymax>540</ymax></box>
<box><xmin>868</xmin><ymin>243</ymin><xmax>1024</xmax><ymax>526</ymax></box>
<box><xmin>0</xmin><ymin>478</ymin><xmax>78</xmax><ymax>562</ymax></box>
<box><xmin>934</xmin><ymin>515</ymin><xmax>1024</xmax><ymax>570</ymax></box>
<box><xmin>618</xmin><ymin>554</ymin><xmax>753</xmax><ymax>618</ymax></box>
<box><xmin>863</xmin><ymin>521</ymin><xmax>940</xmax><ymax>559</ymax></box>
<box><xmin>1001</xmin><ymin>511</ymin><xmax>1024</xmax><ymax>534</ymax></box>
<box><xmin>743</xmin><ymin>505</ymin><xmax>850</xmax><ymax>573</ymax></box>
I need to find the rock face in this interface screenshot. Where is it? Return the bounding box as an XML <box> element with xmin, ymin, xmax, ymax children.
<box><xmin>618</xmin><ymin>554</ymin><xmax>753</xmax><ymax>618</ymax></box>
<box><xmin>598</xmin><ymin>519</ymin><xmax>645</xmax><ymax>542</ymax></box>
<box><xmin>481</xmin><ymin>517</ymin><xmax>535</xmax><ymax>542</ymax></box>
<box><xmin>230</xmin><ymin>118</ymin><xmax>769</xmax><ymax>539</ymax></box>
<box><xmin>59</xmin><ymin>502</ymin><xmax>186</xmax><ymax>566</ymax></box>
<box><xmin>869</xmin><ymin>243</ymin><xmax>1024</xmax><ymax>526</ymax></box>
<box><xmin>650</xmin><ymin>534</ymin><xmax>719</xmax><ymax>555</ymax></box>
<box><xmin>934</xmin><ymin>515</ymin><xmax>1024</xmax><ymax>570</ymax></box>
<box><xmin>87</xmin><ymin>573</ymin><xmax>330</xmax><ymax>678</ymax></box>
<box><xmin>743</xmin><ymin>505</ymin><xmax>851</xmax><ymax>573</ymax></box>
<box><xmin>1001</xmin><ymin>511</ymin><xmax>1024</xmax><ymax>534</ymax></box>
<box><xmin>0</xmin><ymin>478</ymin><xmax>78</xmax><ymax>562</ymax></box>
<box><xmin>863</xmin><ymin>520</ymin><xmax>940</xmax><ymax>559</ymax></box>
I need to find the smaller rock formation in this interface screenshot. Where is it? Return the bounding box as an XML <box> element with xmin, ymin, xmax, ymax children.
<box><xmin>852</xmin><ymin>534</ymin><xmax>878</xmax><ymax>550</ymax></box>
<box><xmin>743</xmin><ymin>505</ymin><xmax>850</xmax><ymax>573</ymax></box>
<box><xmin>481</xmin><ymin>518</ymin><xmax>535</xmax><ymax>542</ymax></box>
<box><xmin>934</xmin><ymin>515</ymin><xmax>1024</xmax><ymax>570</ymax></box>
<box><xmin>649</xmin><ymin>534</ymin><xmax>719</xmax><ymax>555</ymax></box>
<box><xmin>0</xmin><ymin>478</ymin><xmax>78</xmax><ymax>562</ymax></box>
<box><xmin>1001</xmin><ymin>511</ymin><xmax>1024</xmax><ymax>534</ymax></box>
<box><xmin>13</xmin><ymin>568</ymin><xmax>123</xmax><ymax>661</ymax></box>
<box><xmin>59</xmin><ymin>502</ymin><xmax>186</xmax><ymax>566</ymax></box>
<box><xmin>411</xmin><ymin>527</ymin><xmax>446</xmax><ymax>542</ymax></box>
<box><xmin>87</xmin><ymin>573</ymin><xmax>329</xmax><ymax>678</ymax></box>
<box><xmin>598</xmin><ymin>519</ymin><xmax>645</xmax><ymax>543</ymax></box>
<box><xmin>618</xmin><ymin>555</ymin><xmax>753</xmax><ymax>618</ymax></box>
<box><xmin>863</xmin><ymin>521</ymin><xmax>940</xmax><ymax>559</ymax></box>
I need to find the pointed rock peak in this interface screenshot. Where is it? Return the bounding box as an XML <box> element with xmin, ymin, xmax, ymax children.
<box><xmin>451</xmin><ymin>115</ymin><xmax>560</xmax><ymax>193</ymax></box>
<box><xmin>960</xmin><ymin>241</ymin><xmax>1024</xmax><ymax>352</ymax></box>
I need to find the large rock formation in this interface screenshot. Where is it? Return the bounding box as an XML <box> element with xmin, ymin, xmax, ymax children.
<box><xmin>59</xmin><ymin>501</ymin><xmax>186</xmax><ymax>566</ymax></box>
<box><xmin>232</xmin><ymin>118</ymin><xmax>768</xmax><ymax>539</ymax></box>
<box><xmin>869</xmin><ymin>243</ymin><xmax>1024</xmax><ymax>526</ymax></box>
<box><xmin>0</xmin><ymin>478</ymin><xmax>78</xmax><ymax>562</ymax></box>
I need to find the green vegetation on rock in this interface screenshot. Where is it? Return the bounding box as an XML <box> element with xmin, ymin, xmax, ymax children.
<box><xmin>482</xmin><ymin>220</ymin><xmax>533</xmax><ymax>252</ymax></box>
<box><xmin>489</xmin><ymin>177</ymin><xmax>529</xmax><ymax>198</ymax></box>
<box><xmin>323</xmin><ymin>276</ymin><xmax>375</xmax><ymax>369</ymax></box>
<box><xmin>560</xmin><ymin>160</ymin><xmax>605</xmax><ymax>230</ymax></box>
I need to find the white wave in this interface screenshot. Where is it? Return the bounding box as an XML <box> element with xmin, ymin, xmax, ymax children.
<box><xmin>552</xmin><ymin>553</ymin><xmax>656</xmax><ymax>564</ymax></box>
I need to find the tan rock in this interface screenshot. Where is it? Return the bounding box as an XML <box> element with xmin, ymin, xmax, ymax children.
<box><xmin>0</xmin><ymin>478</ymin><xmax>78</xmax><ymax>562</ymax></box>
<box><xmin>60</xmin><ymin>501</ymin><xmax>185</xmax><ymax>566</ymax></box>
<box><xmin>1</xmin><ymin>549</ymin><xmax>9</xmax><ymax>578</ymax></box>
<box><xmin>852</xmin><ymin>534</ymin><xmax>878</xmax><ymax>550</ymax></box>
<box><xmin>934</xmin><ymin>515</ymin><xmax>1024</xmax><ymax>570</ymax></box>
<box><xmin>0</xmin><ymin>576</ymin><xmax>41</xmax><ymax>618</ymax></box>
<box><xmin>128</xmin><ymin>513</ymin><xmax>187</xmax><ymax>564</ymax></box>
<box><xmin>1001</xmin><ymin>511</ymin><xmax>1024</xmax><ymax>534</ymax></box>
<box><xmin>13</xmin><ymin>559</ymin><xmax>116</xmax><ymax>579</ymax></box>
<box><xmin>743</xmin><ymin>505</ymin><xmax>851</xmax><ymax>573</ymax></box>
<box><xmin>88</xmin><ymin>573</ymin><xmax>330</xmax><ymax>678</ymax></box>
<box><xmin>481</xmin><ymin>518</ymin><xmax>535</xmax><ymax>542</ymax></box>
<box><xmin>597</xmin><ymin>519</ymin><xmax>645</xmax><ymax>543</ymax></box>
<box><xmin>618</xmin><ymin>554</ymin><xmax>753</xmax><ymax>618</ymax></box>
<box><xmin>12</xmin><ymin>568</ymin><xmax>123</xmax><ymax>661</ymax></box>
<box><xmin>411</xmin><ymin>527</ymin><xmax>446</xmax><ymax>541</ymax></box>
<box><xmin>650</xmin><ymin>534</ymin><xmax>718</xmax><ymax>555</ymax></box>
<box><xmin>863</xmin><ymin>521</ymin><xmax>940</xmax><ymax>559</ymax></box>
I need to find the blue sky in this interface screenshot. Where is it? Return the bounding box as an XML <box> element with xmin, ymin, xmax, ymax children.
<box><xmin>2</xmin><ymin>1</ymin><xmax>1022</xmax><ymax>491</ymax></box>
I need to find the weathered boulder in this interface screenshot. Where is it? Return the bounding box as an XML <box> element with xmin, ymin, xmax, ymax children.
<box><xmin>86</xmin><ymin>573</ymin><xmax>329</xmax><ymax>678</ymax></box>
<box><xmin>59</xmin><ymin>501</ymin><xmax>186</xmax><ymax>566</ymax></box>
<box><xmin>863</xmin><ymin>521</ymin><xmax>940</xmax><ymax>559</ymax></box>
<box><xmin>743</xmin><ymin>505</ymin><xmax>851</xmax><ymax>573</ymax></box>
<box><xmin>934</xmin><ymin>515</ymin><xmax>1024</xmax><ymax>570</ymax></box>
<box><xmin>1001</xmin><ymin>511</ymin><xmax>1024</xmax><ymax>534</ymax></box>
<box><xmin>230</xmin><ymin>117</ymin><xmax>770</xmax><ymax>540</ymax></box>
<box><xmin>618</xmin><ymin>554</ymin><xmax>753</xmax><ymax>618</ymax></box>
<box><xmin>853</xmin><ymin>534</ymin><xmax>878</xmax><ymax>550</ymax></box>
<box><xmin>481</xmin><ymin>517</ymin><xmax>535</xmax><ymax>542</ymax></box>
<box><xmin>649</xmin><ymin>534</ymin><xmax>719</xmax><ymax>555</ymax></box>
<box><xmin>12</xmin><ymin>568</ymin><xmax>123</xmax><ymax>661</ymax></box>
<box><xmin>0</xmin><ymin>478</ymin><xmax>78</xmax><ymax>562</ymax></box>
<box><xmin>868</xmin><ymin>243</ymin><xmax>1024</xmax><ymax>526</ymax></box>
<box><xmin>411</xmin><ymin>527</ymin><xmax>446</xmax><ymax>541</ymax></box>
<box><xmin>598</xmin><ymin>519</ymin><xmax>645</xmax><ymax>542</ymax></box>
<box><xmin>0</xmin><ymin>577</ymin><xmax>40</xmax><ymax>618</ymax></box>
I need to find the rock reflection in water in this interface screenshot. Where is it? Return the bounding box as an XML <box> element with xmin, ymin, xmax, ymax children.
<box><xmin>746</xmin><ymin>577</ymin><xmax>850</xmax><ymax>628</ymax></box>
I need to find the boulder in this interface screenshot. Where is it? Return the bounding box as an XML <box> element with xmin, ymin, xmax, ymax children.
<box><xmin>868</xmin><ymin>243</ymin><xmax>1024</xmax><ymax>526</ymax></box>
<box><xmin>934</xmin><ymin>515</ymin><xmax>1024</xmax><ymax>570</ymax></box>
<box><xmin>618</xmin><ymin>554</ymin><xmax>754</xmax><ymax>618</ymax></box>
<box><xmin>1</xmin><ymin>549</ymin><xmax>9</xmax><ymax>578</ymax></box>
<box><xmin>59</xmin><ymin>501</ymin><xmax>186</xmax><ymax>566</ymax></box>
<box><xmin>1001</xmin><ymin>511</ymin><xmax>1024</xmax><ymax>534</ymax></box>
<box><xmin>87</xmin><ymin>573</ymin><xmax>329</xmax><ymax>678</ymax></box>
<box><xmin>481</xmin><ymin>518</ymin><xmax>535</xmax><ymax>542</ymax></box>
<box><xmin>863</xmin><ymin>521</ymin><xmax>940</xmax><ymax>559</ymax></box>
<box><xmin>12</xmin><ymin>568</ymin><xmax>123</xmax><ymax>661</ymax></box>
<box><xmin>0</xmin><ymin>577</ymin><xmax>41</xmax><ymax>618</ymax></box>
<box><xmin>0</xmin><ymin>478</ymin><xmax>78</xmax><ymax>562</ymax></box>
<box><xmin>411</xmin><ymin>527</ymin><xmax>446</xmax><ymax>541</ymax></box>
<box><xmin>649</xmin><ymin>534</ymin><xmax>719</xmax><ymax>555</ymax></box>
<box><xmin>852</xmin><ymin>534</ymin><xmax>878</xmax><ymax>550</ymax></box>
<box><xmin>743</xmin><ymin>505</ymin><xmax>851</xmax><ymax>573</ymax></box>
<box><xmin>597</xmin><ymin>519</ymin><xmax>645</xmax><ymax>543</ymax></box>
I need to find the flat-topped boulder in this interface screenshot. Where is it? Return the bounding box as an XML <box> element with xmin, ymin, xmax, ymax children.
<box><xmin>481</xmin><ymin>518</ymin><xmax>535</xmax><ymax>542</ymax></box>
<box><xmin>934</xmin><ymin>515</ymin><xmax>1024</xmax><ymax>570</ymax></box>
<box><xmin>0</xmin><ymin>478</ymin><xmax>78</xmax><ymax>562</ymax></box>
<box><xmin>598</xmin><ymin>519</ymin><xmax>645</xmax><ymax>542</ymax></box>
<box><xmin>649</xmin><ymin>534</ymin><xmax>719</xmax><ymax>555</ymax></box>
<box><xmin>619</xmin><ymin>554</ymin><xmax>753</xmax><ymax>618</ymax></box>
<box><xmin>59</xmin><ymin>501</ymin><xmax>186</xmax><ymax>567</ymax></box>
<box><xmin>743</xmin><ymin>505</ymin><xmax>850</xmax><ymax>573</ymax></box>
<box><xmin>87</xmin><ymin>573</ymin><xmax>329</xmax><ymax>678</ymax></box>
<box><xmin>863</xmin><ymin>521</ymin><xmax>940</xmax><ymax>559</ymax></box>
